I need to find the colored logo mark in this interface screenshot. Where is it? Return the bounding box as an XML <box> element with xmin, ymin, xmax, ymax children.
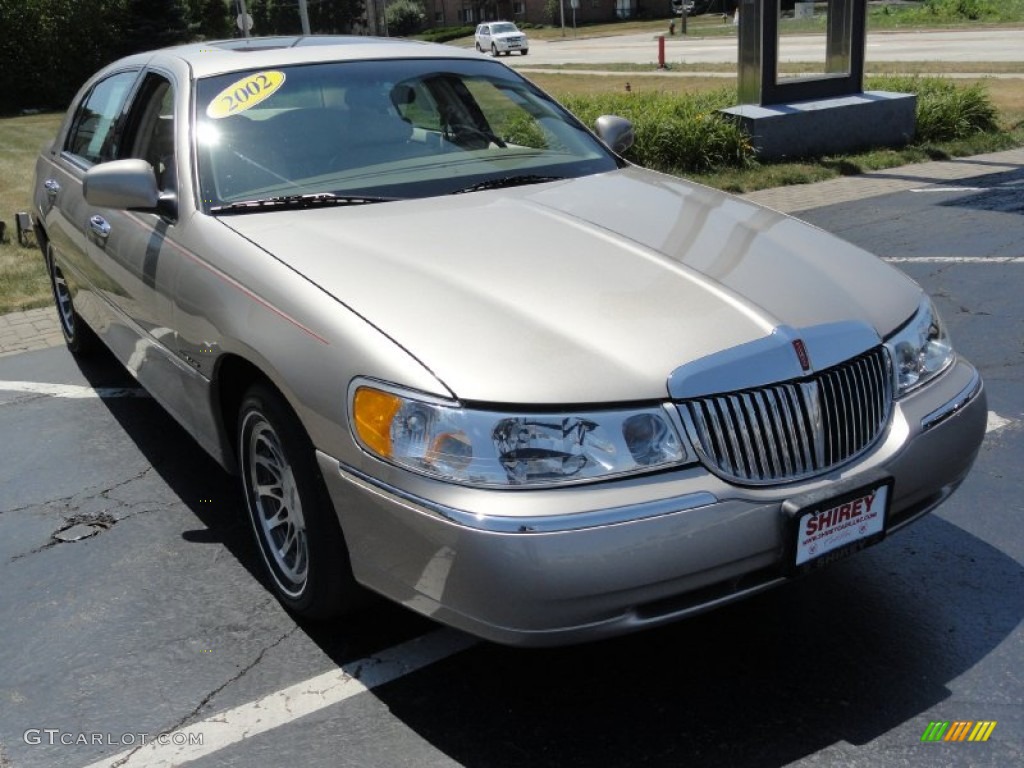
<box><xmin>921</xmin><ymin>721</ymin><xmax>997</xmax><ymax>742</ymax></box>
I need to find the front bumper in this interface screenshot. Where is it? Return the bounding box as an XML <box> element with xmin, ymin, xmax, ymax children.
<box><xmin>493</xmin><ymin>38</ymin><xmax>526</xmax><ymax>52</ymax></box>
<box><xmin>318</xmin><ymin>359</ymin><xmax>986</xmax><ymax>646</ymax></box>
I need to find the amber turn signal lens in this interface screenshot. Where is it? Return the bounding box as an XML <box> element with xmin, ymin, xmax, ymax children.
<box><xmin>353</xmin><ymin>387</ymin><xmax>402</xmax><ymax>458</ymax></box>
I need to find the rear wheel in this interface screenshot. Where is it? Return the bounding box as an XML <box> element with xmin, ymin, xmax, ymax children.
<box><xmin>46</xmin><ymin>242</ymin><xmax>96</xmax><ymax>356</ymax></box>
<box><xmin>238</xmin><ymin>383</ymin><xmax>361</xmax><ymax>619</ymax></box>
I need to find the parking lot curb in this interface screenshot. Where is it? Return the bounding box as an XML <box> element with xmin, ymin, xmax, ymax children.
<box><xmin>741</xmin><ymin>147</ymin><xmax>1024</xmax><ymax>214</ymax></box>
<box><xmin>1</xmin><ymin>147</ymin><xmax>1021</xmax><ymax>358</ymax></box>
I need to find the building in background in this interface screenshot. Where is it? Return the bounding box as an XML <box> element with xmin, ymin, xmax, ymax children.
<box><xmin>420</xmin><ymin>0</ymin><xmax>647</xmax><ymax>28</ymax></box>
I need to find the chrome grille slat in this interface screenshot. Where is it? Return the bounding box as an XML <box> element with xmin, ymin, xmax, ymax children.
<box><xmin>681</xmin><ymin>346</ymin><xmax>892</xmax><ymax>485</ymax></box>
<box><xmin>742</xmin><ymin>392</ymin><xmax>772</xmax><ymax>479</ymax></box>
<box><xmin>765</xmin><ymin>388</ymin><xmax>794</xmax><ymax>477</ymax></box>
<box><xmin>785</xmin><ymin>385</ymin><xmax>812</xmax><ymax>473</ymax></box>
<box><xmin>730</xmin><ymin>394</ymin><xmax>759</xmax><ymax>477</ymax></box>
<box><xmin>752</xmin><ymin>391</ymin><xmax>778</xmax><ymax>479</ymax></box>
<box><xmin>720</xmin><ymin>398</ymin><xmax>746</xmax><ymax>476</ymax></box>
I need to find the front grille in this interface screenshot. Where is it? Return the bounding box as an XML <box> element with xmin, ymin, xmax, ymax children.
<box><xmin>679</xmin><ymin>346</ymin><xmax>892</xmax><ymax>485</ymax></box>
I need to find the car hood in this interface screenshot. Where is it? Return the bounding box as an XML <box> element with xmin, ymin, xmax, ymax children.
<box><xmin>219</xmin><ymin>168</ymin><xmax>920</xmax><ymax>404</ymax></box>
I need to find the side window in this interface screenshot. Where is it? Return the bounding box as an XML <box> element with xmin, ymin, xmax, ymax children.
<box><xmin>393</xmin><ymin>81</ymin><xmax>442</xmax><ymax>132</ymax></box>
<box><xmin>123</xmin><ymin>74</ymin><xmax>177</xmax><ymax>194</ymax></box>
<box><xmin>64</xmin><ymin>71</ymin><xmax>138</xmax><ymax>166</ymax></box>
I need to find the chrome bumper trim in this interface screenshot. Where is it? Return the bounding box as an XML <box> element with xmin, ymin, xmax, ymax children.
<box><xmin>337</xmin><ymin>464</ymin><xmax>718</xmax><ymax>534</ymax></box>
<box><xmin>921</xmin><ymin>368</ymin><xmax>983</xmax><ymax>433</ymax></box>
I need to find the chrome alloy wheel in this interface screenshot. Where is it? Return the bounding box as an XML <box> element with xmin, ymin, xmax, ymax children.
<box><xmin>242</xmin><ymin>412</ymin><xmax>310</xmax><ymax>596</ymax></box>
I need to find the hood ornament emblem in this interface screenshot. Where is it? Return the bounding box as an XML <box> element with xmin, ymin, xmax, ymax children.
<box><xmin>793</xmin><ymin>339</ymin><xmax>811</xmax><ymax>371</ymax></box>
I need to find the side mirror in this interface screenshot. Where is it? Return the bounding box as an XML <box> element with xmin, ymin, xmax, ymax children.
<box><xmin>594</xmin><ymin>115</ymin><xmax>635</xmax><ymax>155</ymax></box>
<box><xmin>84</xmin><ymin>159</ymin><xmax>171</xmax><ymax>214</ymax></box>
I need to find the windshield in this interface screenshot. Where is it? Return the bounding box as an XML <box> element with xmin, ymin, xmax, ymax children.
<box><xmin>491</xmin><ymin>23</ymin><xmax>519</xmax><ymax>33</ymax></box>
<box><xmin>194</xmin><ymin>58</ymin><xmax>618</xmax><ymax>211</ymax></box>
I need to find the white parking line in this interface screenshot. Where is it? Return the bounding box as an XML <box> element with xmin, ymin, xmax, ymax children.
<box><xmin>883</xmin><ymin>256</ymin><xmax>1024</xmax><ymax>263</ymax></box>
<box><xmin>909</xmin><ymin>187</ymin><xmax>986</xmax><ymax>193</ymax></box>
<box><xmin>0</xmin><ymin>381</ymin><xmax>150</xmax><ymax>399</ymax></box>
<box><xmin>79</xmin><ymin>628</ymin><xmax>478</xmax><ymax>768</ymax></box>
<box><xmin>987</xmin><ymin>411</ymin><xmax>1013</xmax><ymax>434</ymax></box>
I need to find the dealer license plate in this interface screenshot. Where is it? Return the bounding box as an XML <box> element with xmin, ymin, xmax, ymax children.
<box><xmin>785</xmin><ymin>474</ymin><xmax>893</xmax><ymax>573</ymax></box>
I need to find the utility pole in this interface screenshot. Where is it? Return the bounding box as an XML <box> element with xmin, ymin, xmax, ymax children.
<box><xmin>298</xmin><ymin>0</ymin><xmax>311</xmax><ymax>35</ymax></box>
<box><xmin>238</xmin><ymin>0</ymin><xmax>250</xmax><ymax>38</ymax></box>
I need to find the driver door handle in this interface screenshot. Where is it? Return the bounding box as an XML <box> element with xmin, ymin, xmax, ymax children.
<box><xmin>89</xmin><ymin>215</ymin><xmax>111</xmax><ymax>241</ymax></box>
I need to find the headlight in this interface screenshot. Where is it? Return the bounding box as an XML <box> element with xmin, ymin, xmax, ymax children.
<box><xmin>350</xmin><ymin>382</ymin><xmax>691</xmax><ymax>487</ymax></box>
<box><xmin>885</xmin><ymin>298</ymin><xmax>954</xmax><ymax>397</ymax></box>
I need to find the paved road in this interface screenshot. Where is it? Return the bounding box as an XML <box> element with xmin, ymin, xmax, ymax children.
<box><xmin>506</xmin><ymin>28</ymin><xmax>1024</xmax><ymax>67</ymax></box>
<box><xmin>0</xmin><ymin>154</ymin><xmax>1022</xmax><ymax>768</ymax></box>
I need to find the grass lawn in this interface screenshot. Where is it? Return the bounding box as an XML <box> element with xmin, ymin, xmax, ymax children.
<box><xmin>0</xmin><ymin>112</ymin><xmax>61</xmax><ymax>314</ymax></box>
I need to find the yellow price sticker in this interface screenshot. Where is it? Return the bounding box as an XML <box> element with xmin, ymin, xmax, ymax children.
<box><xmin>206</xmin><ymin>71</ymin><xmax>286</xmax><ymax>119</ymax></box>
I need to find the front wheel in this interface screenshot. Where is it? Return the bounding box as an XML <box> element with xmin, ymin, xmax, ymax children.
<box><xmin>46</xmin><ymin>242</ymin><xmax>95</xmax><ymax>356</ymax></box>
<box><xmin>491</xmin><ymin>43</ymin><xmax>499</xmax><ymax>57</ymax></box>
<box><xmin>520</xmin><ymin>49</ymin><xmax>529</xmax><ymax>56</ymax></box>
<box><xmin>238</xmin><ymin>383</ymin><xmax>361</xmax><ymax>619</ymax></box>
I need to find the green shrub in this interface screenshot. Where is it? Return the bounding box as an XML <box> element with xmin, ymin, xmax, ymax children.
<box><xmin>556</xmin><ymin>78</ymin><xmax>998</xmax><ymax>174</ymax></box>
<box><xmin>924</xmin><ymin>0</ymin><xmax>997</xmax><ymax>20</ymax></box>
<box><xmin>869</xmin><ymin>76</ymin><xmax>999</xmax><ymax>141</ymax></box>
<box><xmin>416</xmin><ymin>25</ymin><xmax>475</xmax><ymax>42</ymax></box>
<box><xmin>875</xmin><ymin>0</ymin><xmax>1021</xmax><ymax>23</ymax></box>
<box><xmin>386</xmin><ymin>0</ymin><xmax>427</xmax><ymax>37</ymax></box>
<box><xmin>558</xmin><ymin>88</ymin><xmax>755</xmax><ymax>174</ymax></box>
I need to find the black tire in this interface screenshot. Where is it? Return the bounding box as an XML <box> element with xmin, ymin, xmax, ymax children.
<box><xmin>521</xmin><ymin>49</ymin><xmax>529</xmax><ymax>56</ymax></box>
<box><xmin>475</xmin><ymin>42</ymin><xmax>482</xmax><ymax>52</ymax></box>
<box><xmin>237</xmin><ymin>383</ymin><xmax>361</xmax><ymax>619</ymax></box>
<box><xmin>491</xmin><ymin>43</ymin><xmax>499</xmax><ymax>57</ymax></box>
<box><xmin>45</xmin><ymin>242</ymin><xmax>96</xmax><ymax>356</ymax></box>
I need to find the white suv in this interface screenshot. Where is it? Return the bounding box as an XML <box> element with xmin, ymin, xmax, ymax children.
<box><xmin>474</xmin><ymin>21</ymin><xmax>529</xmax><ymax>56</ymax></box>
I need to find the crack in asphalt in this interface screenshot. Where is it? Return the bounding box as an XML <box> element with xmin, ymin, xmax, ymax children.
<box><xmin>109</xmin><ymin>625</ymin><xmax>300</xmax><ymax>768</ymax></box>
<box><xmin>1</xmin><ymin>466</ymin><xmax>157</xmax><ymax>518</ymax></box>
<box><xmin>5</xmin><ymin>467</ymin><xmax>170</xmax><ymax>562</ymax></box>
<box><xmin>0</xmin><ymin>392</ymin><xmax>52</xmax><ymax>409</ymax></box>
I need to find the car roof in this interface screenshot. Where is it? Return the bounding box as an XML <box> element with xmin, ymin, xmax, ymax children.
<box><xmin>122</xmin><ymin>36</ymin><xmax>483</xmax><ymax>79</ymax></box>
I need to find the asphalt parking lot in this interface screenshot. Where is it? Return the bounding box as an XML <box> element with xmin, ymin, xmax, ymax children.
<box><xmin>1</xmin><ymin>157</ymin><xmax>1022</xmax><ymax>768</ymax></box>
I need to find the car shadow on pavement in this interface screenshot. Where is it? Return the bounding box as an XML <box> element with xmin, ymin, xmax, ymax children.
<box><xmin>70</xmin><ymin>341</ymin><xmax>262</xmax><ymax>574</ymax></box>
<box><xmin>72</xmin><ymin>340</ymin><xmax>440</xmax><ymax>662</ymax></box>
<box><xmin>372</xmin><ymin>515</ymin><xmax>1023</xmax><ymax>767</ymax></box>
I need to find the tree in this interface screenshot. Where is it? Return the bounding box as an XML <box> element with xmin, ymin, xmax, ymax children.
<box><xmin>0</xmin><ymin>0</ymin><xmax>128</xmax><ymax>113</ymax></box>
<box><xmin>119</xmin><ymin>0</ymin><xmax>191</xmax><ymax>56</ymax></box>
<box><xmin>197</xmin><ymin>0</ymin><xmax>231</xmax><ymax>39</ymax></box>
<box><xmin>308</xmin><ymin>0</ymin><xmax>365</xmax><ymax>33</ymax></box>
<box><xmin>385</xmin><ymin>0</ymin><xmax>425</xmax><ymax>36</ymax></box>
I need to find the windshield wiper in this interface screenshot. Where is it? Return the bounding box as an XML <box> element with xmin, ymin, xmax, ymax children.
<box><xmin>211</xmin><ymin>192</ymin><xmax>398</xmax><ymax>214</ymax></box>
<box><xmin>451</xmin><ymin>175</ymin><xmax>565</xmax><ymax>195</ymax></box>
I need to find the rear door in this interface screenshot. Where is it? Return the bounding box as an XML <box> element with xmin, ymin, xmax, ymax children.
<box><xmin>37</xmin><ymin>69</ymin><xmax>140</xmax><ymax>327</ymax></box>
